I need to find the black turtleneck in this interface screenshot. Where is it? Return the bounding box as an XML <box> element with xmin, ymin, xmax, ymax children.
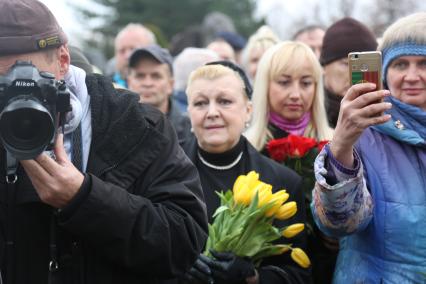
<box><xmin>324</xmin><ymin>88</ymin><xmax>343</xmax><ymax>128</ymax></box>
<box><xmin>196</xmin><ymin>137</ymin><xmax>246</xmax><ymax>221</ymax></box>
<box><xmin>198</xmin><ymin>136</ymin><xmax>244</xmax><ymax>166</ymax></box>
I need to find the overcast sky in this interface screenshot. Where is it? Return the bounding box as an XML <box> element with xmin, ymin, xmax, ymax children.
<box><xmin>40</xmin><ymin>0</ymin><xmax>425</xmax><ymax>45</ymax></box>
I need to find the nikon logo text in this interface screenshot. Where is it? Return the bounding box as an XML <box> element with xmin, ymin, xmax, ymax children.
<box><xmin>14</xmin><ymin>81</ymin><xmax>35</xmax><ymax>87</ymax></box>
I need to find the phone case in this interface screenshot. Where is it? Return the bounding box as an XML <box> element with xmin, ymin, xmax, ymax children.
<box><xmin>349</xmin><ymin>51</ymin><xmax>382</xmax><ymax>91</ymax></box>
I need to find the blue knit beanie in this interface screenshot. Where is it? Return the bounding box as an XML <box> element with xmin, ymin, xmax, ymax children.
<box><xmin>382</xmin><ymin>42</ymin><xmax>426</xmax><ymax>87</ymax></box>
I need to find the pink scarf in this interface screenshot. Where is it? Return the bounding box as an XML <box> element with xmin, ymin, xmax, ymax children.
<box><xmin>269</xmin><ymin>111</ymin><xmax>311</xmax><ymax>136</ymax></box>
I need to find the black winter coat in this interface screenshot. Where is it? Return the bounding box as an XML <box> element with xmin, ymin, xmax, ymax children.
<box><xmin>0</xmin><ymin>74</ymin><xmax>208</xmax><ymax>284</ymax></box>
<box><xmin>183</xmin><ymin>136</ymin><xmax>312</xmax><ymax>284</ymax></box>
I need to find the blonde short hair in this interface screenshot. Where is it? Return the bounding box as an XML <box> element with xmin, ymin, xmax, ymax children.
<box><xmin>245</xmin><ymin>41</ymin><xmax>333</xmax><ymax>150</ymax></box>
<box><xmin>186</xmin><ymin>64</ymin><xmax>246</xmax><ymax>99</ymax></box>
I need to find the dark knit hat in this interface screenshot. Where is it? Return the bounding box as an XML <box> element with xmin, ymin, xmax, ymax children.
<box><xmin>320</xmin><ymin>17</ymin><xmax>377</xmax><ymax>66</ymax></box>
<box><xmin>0</xmin><ymin>0</ymin><xmax>68</xmax><ymax>56</ymax></box>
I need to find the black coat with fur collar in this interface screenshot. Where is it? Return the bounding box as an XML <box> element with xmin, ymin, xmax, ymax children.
<box><xmin>0</xmin><ymin>74</ymin><xmax>208</xmax><ymax>284</ymax></box>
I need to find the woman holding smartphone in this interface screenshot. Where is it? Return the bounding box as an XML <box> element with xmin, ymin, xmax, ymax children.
<box><xmin>312</xmin><ymin>12</ymin><xmax>426</xmax><ymax>283</ymax></box>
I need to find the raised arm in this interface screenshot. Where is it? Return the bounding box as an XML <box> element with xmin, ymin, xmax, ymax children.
<box><xmin>311</xmin><ymin>83</ymin><xmax>391</xmax><ymax>237</ymax></box>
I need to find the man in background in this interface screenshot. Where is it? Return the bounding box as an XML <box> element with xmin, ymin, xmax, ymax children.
<box><xmin>128</xmin><ymin>45</ymin><xmax>191</xmax><ymax>144</ymax></box>
<box><xmin>293</xmin><ymin>25</ymin><xmax>325</xmax><ymax>59</ymax></box>
<box><xmin>206</xmin><ymin>39</ymin><xmax>236</xmax><ymax>63</ymax></box>
<box><xmin>320</xmin><ymin>18</ymin><xmax>377</xmax><ymax>127</ymax></box>
<box><xmin>107</xmin><ymin>23</ymin><xmax>156</xmax><ymax>88</ymax></box>
<box><xmin>172</xmin><ymin>47</ymin><xmax>220</xmax><ymax>113</ymax></box>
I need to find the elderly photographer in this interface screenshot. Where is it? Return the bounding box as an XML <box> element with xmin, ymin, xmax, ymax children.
<box><xmin>0</xmin><ymin>1</ymin><xmax>207</xmax><ymax>284</ymax></box>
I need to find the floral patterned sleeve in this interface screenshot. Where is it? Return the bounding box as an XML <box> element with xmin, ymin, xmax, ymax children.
<box><xmin>310</xmin><ymin>144</ymin><xmax>374</xmax><ymax>238</ymax></box>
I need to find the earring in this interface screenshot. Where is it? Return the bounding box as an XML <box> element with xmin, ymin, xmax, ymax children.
<box><xmin>190</xmin><ymin>127</ymin><xmax>194</xmax><ymax>133</ymax></box>
<box><xmin>245</xmin><ymin>122</ymin><xmax>250</xmax><ymax>129</ymax></box>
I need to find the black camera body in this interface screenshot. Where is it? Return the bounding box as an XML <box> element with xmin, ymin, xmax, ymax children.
<box><xmin>0</xmin><ymin>61</ymin><xmax>71</xmax><ymax>160</ymax></box>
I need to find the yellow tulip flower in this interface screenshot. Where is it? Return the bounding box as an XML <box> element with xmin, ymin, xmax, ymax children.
<box><xmin>234</xmin><ymin>183</ymin><xmax>250</xmax><ymax>206</ymax></box>
<box><xmin>275</xmin><ymin>201</ymin><xmax>297</xmax><ymax>220</ymax></box>
<box><xmin>245</xmin><ymin>171</ymin><xmax>260</xmax><ymax>189</ymax></box>
<box><xmin>241</xmin><ymin>184</ymin><xmax>255</xmax><ymax>206</ymax></box>
<box><xmin>265</xmin><ymin>193</ymin><xmax>288</xmax><ymax>217</ymax></box>
<box><xmin>232</xmin><ymin>175</ymin><xmax>246</xmax><ymax>196</ymax></box>
<box><xmin>282</xmin><ymin>223</ymin><xmax>305</xmax><ymax>238</ymax></box>
<box><xmin>257</xmin><ymin>185</ymin><xmax>274</xmax><ymax>208</ymax></box>
<box><xmin>273</xmin><ymin>190</ymin><xmax>289</xmax><ymax>203</ymax></box>
<box><xmin>291</xmin><ymin>248</ymin><xmax>311</xmax><ymax>268</ymax></box>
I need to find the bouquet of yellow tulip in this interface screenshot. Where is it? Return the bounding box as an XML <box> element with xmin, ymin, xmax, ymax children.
<box><xmin>204</xmin><ymin>171</ymin><xmax>311</xmax><ymax>268</ymax></box>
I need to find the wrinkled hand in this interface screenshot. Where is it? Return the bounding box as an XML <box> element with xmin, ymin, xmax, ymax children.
<box><xmin>208</xmin><ymin>251</ymin><xmax>256</xmax><ymax>284</ymax></box>
<box><xmin>20</xmin><ymin>133</ymin><xmax>84</xmax><ymax>208</ymax></box>
<box><xmin>331</xmin><ymin>83</ymin><xmax>392</xmax><ymax>167</ymax></box>
<box><xmin>184</xmin><ymin>254</ymin><xmax>214</xmax><ymax>284</ymax></box>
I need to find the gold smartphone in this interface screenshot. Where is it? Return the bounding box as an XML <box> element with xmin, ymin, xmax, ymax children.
<box><xmin>348</xmin><ymin>51</ymin><xmax>382</xmax><ymax>91</ymax></box>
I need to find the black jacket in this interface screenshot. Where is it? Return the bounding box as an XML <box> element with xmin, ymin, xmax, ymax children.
<box><xmin>166</xmin><ymin>98</ymin><xmax>191</xmax><ymax>145</ymax></box>
<box><xmin>183</xmin><ymin>136</ymin><xmax>311</xmax><ymax>284</ymax></box>
<box><xmin>0</xmin><ymin>74</ymin><xmax>208</xmax><ymax>284</ymax></box>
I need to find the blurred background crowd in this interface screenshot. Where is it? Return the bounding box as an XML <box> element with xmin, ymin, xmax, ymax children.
<box><xmin>40</xmin><ymin>0</ymin><xmax>424</xmax><ymax>76</ymax></box>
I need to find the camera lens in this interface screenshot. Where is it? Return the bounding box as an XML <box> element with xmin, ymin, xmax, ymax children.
<box><xmin>0</xmin><ymin>98</ymin><xmax>54</xmax><ymax>159</ymax></box>
<box><xmin>14</xmin><ymin>113</ymin><xmax>38</xmax><ymax>141</ymax></box>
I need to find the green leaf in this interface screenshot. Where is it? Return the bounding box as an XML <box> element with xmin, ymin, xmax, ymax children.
<box><xmin>252</xmin><ymin>244</ymin><xmax>291</xmax><ymax>263</ymax></box>
<box><xmin>213</xmin><ymin>205</ymin><xmax>230</xmax><ymax>218</ymax></box>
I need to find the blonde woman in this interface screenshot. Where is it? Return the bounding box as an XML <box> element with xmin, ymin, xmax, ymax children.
<box><xmin>246</xmin><ymin>41</ymin><xmax>333</xmax><ymax>152</ymax></box>
<box><xmin>182</xmin><ymin>61</ymin><xmax>310</xmax><ymax>284</ymax></box>
<box><xmin>245</xmin><ymin>41</ymin><xmax>335</xmax><ymax>284</ymax></box>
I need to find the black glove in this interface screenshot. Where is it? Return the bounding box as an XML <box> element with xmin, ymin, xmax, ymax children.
<box><xmin>183</xmin><ymin>254</ymin><xmax>214</xmax><ymax>284</ymax></box>
<box><xmin>208</xmin><ymin>251</ymin><xmax>256</xmax><ymax>284</ymax></box>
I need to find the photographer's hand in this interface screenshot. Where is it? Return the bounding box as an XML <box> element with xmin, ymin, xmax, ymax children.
<box><xmin>20</xmin><ymin>133</ymin><xmax>84</xmax><ymax>208</ymax></box>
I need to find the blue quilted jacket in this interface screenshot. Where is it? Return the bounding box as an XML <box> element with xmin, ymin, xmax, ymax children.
<box><xmin>312</xmin><ymin>127</ymin><xmax>426</xmax><ymax>284</ymax></box>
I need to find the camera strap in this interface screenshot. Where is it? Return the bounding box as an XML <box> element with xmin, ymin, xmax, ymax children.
<box><xmin>71</xmin><ymin>124</ymin><xmax>83</xmax><ymax>172</ymax></box>
<box><xmin>5</xmin><ymin>151</ymin><xmax>18</xmax><ymax>284</ymax></box>
<box><xmin>48</xmin><ymin>123</ymin><xmax>83</xmax><ymax>283</ymax></box>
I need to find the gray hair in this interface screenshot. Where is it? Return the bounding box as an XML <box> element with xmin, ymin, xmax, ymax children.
<box><xmin>173</xmin><ymin>47</ymin><xmax>220</xmax><ymax>91</ymax></box>
<box><xmin>379</xmin><ymin>12</ymin><xmax>426</xmax><ymax>51</ymax></box>
<box><xmin>115</xmin><ymin>23</ymin><xmax>156</xmax><ymax>47</ymax></box>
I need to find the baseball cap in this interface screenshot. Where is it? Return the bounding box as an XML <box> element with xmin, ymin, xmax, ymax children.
<box><xmin>129</xmin><ymin>44</ymin><xmax>173</xmax><ymax>74</ymax></box>
<box><xmin>0</xmin><ymin>0</ymin><xmax>68</xmax><ymax>55</ymax></box>
<box><xmin>216</xmin><ymin>31</ymin><xmax>247</xmax><ymax>51</ymax></box>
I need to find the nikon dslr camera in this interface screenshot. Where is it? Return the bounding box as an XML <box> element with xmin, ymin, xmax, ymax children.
<box><xmin>0</xmin><ymin>61</ymin><xmax>71</xmax><ymax>160</ymax></box>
